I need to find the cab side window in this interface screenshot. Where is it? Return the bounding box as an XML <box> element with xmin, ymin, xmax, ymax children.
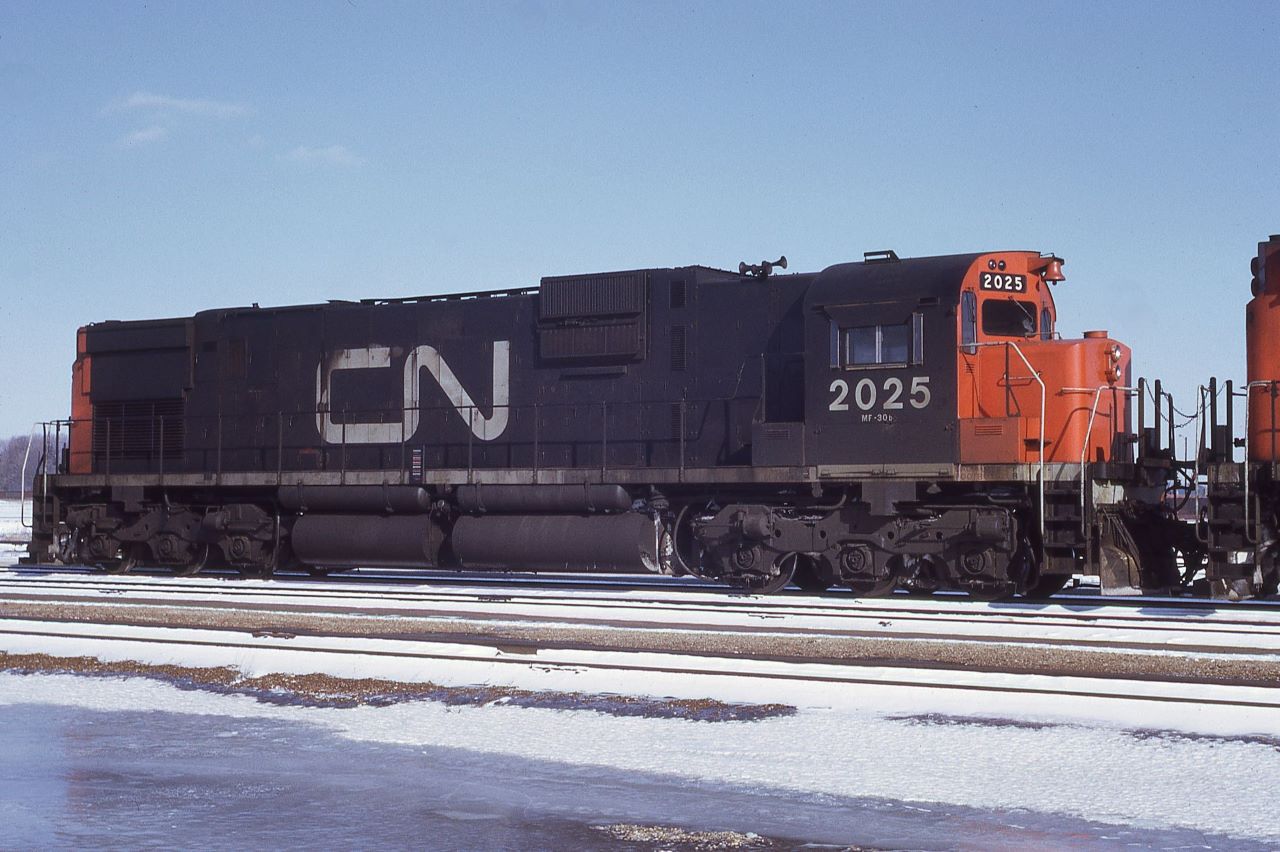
<box><xmin>838</xmin><ymin>314</ymin><xmax>924</xmax><ymax>368</ymax></box>
<box><xmin>1040</xmin><ymin>308</ymin><xmax>1053</xmax><ymax>340</ymax></box>
<box><xmin>961</xmin><ymin>292</ymin><xmax>977</xmax><ymax>354</ymax></box>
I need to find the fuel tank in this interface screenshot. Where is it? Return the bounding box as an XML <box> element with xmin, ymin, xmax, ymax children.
<box><xmin>291</xmin><ymin>514</ymin><xmax>444</xmax><ymax>568</ymax></box>
<box><xmin>450</xmin><ymin>513</ymin><xmax>662</xmax><ymax>573</ymax></box>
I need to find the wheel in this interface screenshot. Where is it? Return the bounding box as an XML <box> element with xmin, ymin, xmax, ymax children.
<box><xmin>790</xmin><ymin>554</ymin><xmax>831</xmax><ymax>592</ymax></box>
<box><xmin>173</xmin><ymin>544</ymin><xmax>212</xmax><ymax>577</ymax></box>
<box><xmin>1023</xmin><ymin>573</ymin><xmax>1070</xmax><ymax>600</ymax></box>
<box><xmin>731</xmin><ymin>553</ymin><xmax>797</xmax><ymax>595</ymax></box>
<box><xmin>670</xmin><ymin>504</ymin><xmax>704</xmax><ymax>577</ymax></box>
<box><xmin>98</xmin><ymin>544</ymin><xmax>137</xmax><ymax>575</ymax></box>
<box><xmin>900</xmin><ymin>556</ymin><xmax>941</xmax><ymax>596</ymax></box>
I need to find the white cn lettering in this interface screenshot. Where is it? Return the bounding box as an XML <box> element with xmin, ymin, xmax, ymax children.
<box><xmin>413</xmin><ymin>341</ymin><xmax>510</xmax><ymax>441</ymax></box>
<box><xmin>315</xmin><ymin>341</ymin><xmax>510</xmax><ymax>444</ymax></box>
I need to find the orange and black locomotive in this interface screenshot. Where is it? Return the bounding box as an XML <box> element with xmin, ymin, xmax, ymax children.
<box><xmin>23</xmin><ymin>247</ymin><xmax>1200</xmax><ymax>597</ymax></box>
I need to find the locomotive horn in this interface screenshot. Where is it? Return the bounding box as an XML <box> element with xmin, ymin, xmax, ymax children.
<box><xmin>739</xmin><ymin>255</ymin><xmax>788</xmax><ymax>278</ymax></box>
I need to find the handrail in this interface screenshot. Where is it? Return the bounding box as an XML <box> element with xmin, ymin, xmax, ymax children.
<box><xmin>18</xmin><ymin>423</ymin><xmax>39</xmax><ymax>529</ymax></box>
<box><xmin>1243</xmin><ymin>379</ymin><xmax>1279</xmax><ymax>544</ymax></box>
<box><xmin>1191</xmin><ymin>380</ymin><xmax>1229</xmax><ymax>539</ymax></box>
<box><xmin>1195</xmin><ymin>384</ymin><xmax>1207</xmax><ymax>529</ymax></box>
<box><xmin>968</xmin><ymin>341</ymin><xmax>1046</xmax><ymax>544</ymax></box>
<box><xmin>1071</xmin><ymin>385</ymin><xmax>1138</xmax><ymax>537</ymax></box>
<box><xmin>46</xmin><ymin>394</ymin><xmax>760</xmax><ymax>482</ymax></box>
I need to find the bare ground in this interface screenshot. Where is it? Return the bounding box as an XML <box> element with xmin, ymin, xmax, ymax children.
<box><xmin>0</xmin><ymin>651</ymin><xmax>795</xmax><ymax>720</ymax></box>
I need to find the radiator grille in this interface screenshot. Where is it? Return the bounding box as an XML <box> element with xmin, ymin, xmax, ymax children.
<box><xmin>538</xmin><ymin>271</ymin><xmax>647</xmax><ymax>363</ymax></box>
<box><xmin>539</xmin><ymin>322</ymin><xmax>643</xmax><ymax>361</ymax></box>
<box><xmin>539</xmin><ymin>272</ymin><xmax>645</xmax><ymax>320</ymax></box>
<box><xmin>670</xmin><ymin>325</ymin><xmax>687</xmax><ymax>371</ymax></box>
<box><xmin>670</xmin><ymin>280</ymin><xmax>686</xmax><ymax>309</ymax></box>
<box><xmin>92</xmin><ymin>399</ymin><xmax>185</xmax><ymax>463</ymax></box>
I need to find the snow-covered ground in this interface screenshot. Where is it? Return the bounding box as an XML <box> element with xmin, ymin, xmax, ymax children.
<box><xmin>2</xmin><ymin>615</ymin><xmax>1278</xmax><ymax>732</ymax></box>
<box><xmin>0</xmin><ymin>498</ymin><xmax>27</xmax><ymax>562</ymax></box>
<box><xmin>3</xmin><ymin>670</ymin><xmax>1276</xmax><ymax>848</ymax></box>
<box><xmin>7</xmin><ymin>692</ymin><xmax>1258</xmax><ymax>851</ymax></box>
<box><xmin>2</xmin><ymin>614</ymin><xmax>1280</xmax><ymax>846</ymax></box>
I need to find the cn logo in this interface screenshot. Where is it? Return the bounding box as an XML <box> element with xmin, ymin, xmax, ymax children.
<box><xmin>315</xmin><ymin>341</ymin><xmax>510</xmax><ymax>444</ymax></box>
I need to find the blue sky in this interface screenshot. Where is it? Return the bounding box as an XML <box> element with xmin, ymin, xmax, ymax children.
<box><xmin>1</xmin><ymin>1</ymin><xmax>1277</xmax><ymax>439</ymax></box>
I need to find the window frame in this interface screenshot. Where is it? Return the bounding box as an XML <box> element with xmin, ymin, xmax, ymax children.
<box><xmin>834</xmin><ymin>313</ymin><xmax>924</xmax><ymax>370</ymax></box>
<box><xmin>961</xmin><ymin>291</ymin><xmax>977</xmax><ymax>355</ymax></box>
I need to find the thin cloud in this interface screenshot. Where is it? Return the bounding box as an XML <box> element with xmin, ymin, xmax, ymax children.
<box><xmin>285</xmin><ymin>144</ymin><xmax>365</xmax><ymax>167</ymax></box>
<box><xmin>112</xmin><ymin>91</ymin><xmax>248</xmax><ymax>119</ymax></box>
<box><xmin>117</xmin><ymin>125</ymin><xmax>168</xmax><ymax>148</ymax></box>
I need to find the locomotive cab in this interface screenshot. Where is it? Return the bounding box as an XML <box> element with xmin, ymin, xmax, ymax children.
<box><xmin>956</xmin><ymin>253</ymin><xmax>1132</xmax><ymax>467</ymax></box>
<box><xmin>803</xmin><ymin>251</ymin><xmax>1133</xmax><ymax>472</ymax></box>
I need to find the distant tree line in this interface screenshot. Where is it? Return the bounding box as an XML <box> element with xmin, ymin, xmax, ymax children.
<box><xmin>0</xmin><ymin>434</ymin><xmax>67</xmax><ymax>493</ymax></box>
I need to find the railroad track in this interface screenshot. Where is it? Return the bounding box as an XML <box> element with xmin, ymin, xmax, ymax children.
<box><xmin>6</xmin><ymin>559</ymin><xmax>1280</xmax><ymax>611</ymax></box>
<box><xmin>5</xmin><ymin>566</ymin><xmax>1280</xmax><ymax>661</ymax></box>
<box><xmin>3</xmin><ymin>614</ymin><xmax>1280</xmax><ymax>716</ymax></box>
<box><xmin>2</xmin><ymin>562</ymin><xmax>1278</xmax><ymax>622</ymax></box>
<box><xmin>5</xmin><ymin>564</ymin><xmax>1280</xmax><ymax>737</ymax></box>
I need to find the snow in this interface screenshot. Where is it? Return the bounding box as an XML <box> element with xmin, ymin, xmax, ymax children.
<box><xmin>1</xmin><ymin>616</ymin><xmax>1279</xmax><ymax>734</ymax></box>
<box><xmin>0</xmin><ymin>499</ymin><xmax>27</xmax><ymax>562</ymax></box>
<box><xmin>3</xmin><ymin>670</ymin><xmax>1279</xmax><ymax>845</ymax></box>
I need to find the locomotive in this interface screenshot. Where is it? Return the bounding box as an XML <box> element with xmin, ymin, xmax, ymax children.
<box><xmin>23</xmin><ymin>247</ymin><xmax>1202</xmax><ymax>598</ymax></box>
<box><xmin>1194</xmin><ymin>235</ymin><xmax>1280</xmax><ymax>598</ymax></box>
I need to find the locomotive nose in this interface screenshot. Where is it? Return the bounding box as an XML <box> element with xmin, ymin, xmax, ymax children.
<box><xmin>1247</xmin><ymin>235</ymin><xmax>1280</xmax><ymax>460</ymax></box>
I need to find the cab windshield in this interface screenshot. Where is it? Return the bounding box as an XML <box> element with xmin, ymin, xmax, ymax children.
<box><xmin>982</xmin><ymin>299</ymin><xmax>1038</xmax><ymax>337</ymax></box>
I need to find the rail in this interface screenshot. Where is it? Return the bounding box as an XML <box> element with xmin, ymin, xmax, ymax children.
<box><xmin>968</xmin><ymin>341</ymin><xmax>1045</xmax><ymax>543</ymax></box>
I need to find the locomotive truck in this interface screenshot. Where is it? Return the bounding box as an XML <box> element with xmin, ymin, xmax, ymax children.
<box><xmin>24</xmin><ymin>248</ymin><xmax>1192</xmax><ymax>598</ymax></box>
